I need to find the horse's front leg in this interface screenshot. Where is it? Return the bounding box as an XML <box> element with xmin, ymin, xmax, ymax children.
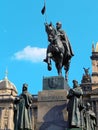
<box><xmin>64</xmin><ymin>60</ymin><xmax>70</xmax><ymax>81</ymax></box>
<box><xmin>55</xmin><ymin>53</ymin><xmax>64</xmax><ymax>76</ymax></box>
<box><xmin>43</xmin><ymin>52</ymin><xmax>52</xmax><ymax>71</ymax></box>
<box><xmin>47</xmin><ymin>57</ymin><xmax>52</xmax><ymax>71</ymax></box>
<box><xmin>56</xmin><ymin>62</ymin><xmax>62</xmax><ymax>76</ymax></box>
<box><xmin>65</xmin><ymin>71</ymin><xmax>68</xmax><ymax>82</ymax></box>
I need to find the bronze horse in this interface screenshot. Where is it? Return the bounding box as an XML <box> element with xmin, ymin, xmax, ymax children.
<box><xmin>44</xmin><ymin>22</ymin><xmax>73</xmax><ymax>80</ymax></box>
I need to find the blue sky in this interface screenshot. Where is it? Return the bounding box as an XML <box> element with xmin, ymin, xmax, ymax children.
<box><xmin>0</xmin><ymin>0</ymin><xmax>98</xmax><ymax>95</ymax></box>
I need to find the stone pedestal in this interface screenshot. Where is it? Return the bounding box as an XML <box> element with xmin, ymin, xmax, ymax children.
<box><xmin>37</xmin><ymin>76</ymin><xmax>69</xmax><ymax>130</ymax></box>
<box><xmin>43</xmin><ymin>76</ymin><xmax>70</xmax><ymax>90</ymax></box>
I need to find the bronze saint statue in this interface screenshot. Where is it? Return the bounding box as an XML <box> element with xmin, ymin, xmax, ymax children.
<box><xmin>83</xmin><ymin>102</ymin><xmax>96</xmax><ymax>130</ymax></box>
<box><xmin>67</xmin><ymin>80</ymin><xmax>83</xmax><ymax>128</ymax></box>
<box><xmin>43</xmin><ymin>21</ymin><xmax>74</xmax><ymax>80</ymax></box>
<box><xmin>14</xmin><ymin>83</ymin><xmax>33</xmax><ymax>130</ymax></box>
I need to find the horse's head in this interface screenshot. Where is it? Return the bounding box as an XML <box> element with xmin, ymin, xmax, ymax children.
<box><xmin>45</xmin><ymin>22</ymin><xmax>56</xmax><ymax>37</ymax></box>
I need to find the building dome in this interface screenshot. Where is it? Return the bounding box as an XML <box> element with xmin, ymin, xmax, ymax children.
<box><xmin>0</xmin><ymin>76</ymin><xmax>18</xmax><ymax>96</ymax></box>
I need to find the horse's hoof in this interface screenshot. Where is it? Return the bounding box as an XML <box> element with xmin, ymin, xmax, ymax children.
<box><xmin>43</xmin><ymin>59</ymin><xmax>48</xmax><ymax>63</ymax></box>
<box><xmin>48</xmin><ymin>65</ymin><xmax>52</xmax><ymax>71</ymax></box>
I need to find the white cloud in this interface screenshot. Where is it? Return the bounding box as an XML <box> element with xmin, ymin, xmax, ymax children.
<box><xmin>13</xmin><ymin>46</ymin><xmax>46</xmax><ymax>63</ymax></box>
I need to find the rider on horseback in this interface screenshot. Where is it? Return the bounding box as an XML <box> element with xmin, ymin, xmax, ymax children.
<box><xmin>44</xmin><ymin>22</ymin><xmax>74</xmax><ymax>64</ymax></box>
<box><xmin>43</xmin><ymin>22</ymin><xmax>61</xmax><ymax>64</ymax></box>
<box><xmin>56</xmin><ymin>22</ymin><xmax>74</xmax><ymax>60</ymax></box>
<box><xmin>43</xmin><ymin>22</ymin><xmax>74</xmax><ymax>79</ymax></box>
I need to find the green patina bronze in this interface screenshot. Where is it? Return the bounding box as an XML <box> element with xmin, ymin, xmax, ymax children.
<box><xmin>14</xmin><ymin>83</ymin><xmax>33</xmax><ymax>130</ymax></box>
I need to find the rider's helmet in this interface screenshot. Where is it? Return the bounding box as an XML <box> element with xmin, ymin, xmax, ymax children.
<box><xmin>56</xmin><ymin>22</ymin><xmax>62</xmax><ymax>29</ymax></box>
<box><xmin>22</xmin><ymin>83</ymin><xmax>28</xmax><ymax>92</ymax></box>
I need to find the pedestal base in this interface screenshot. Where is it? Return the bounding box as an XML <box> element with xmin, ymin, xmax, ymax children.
<box><xmin>36</xmin><ymin>76</ymin><xmax>70</xmax><ymax>130</ymax></box>
<box><xmin>43</xmin><ymin>76</ymin><xmax>70</xmax><ymax>90</ymax></box>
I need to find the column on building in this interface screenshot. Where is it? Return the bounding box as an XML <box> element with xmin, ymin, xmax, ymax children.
<box><xmin>91</xmin><ymin>42</ymin><xmax>98</xmax><ymax>90</ymax></box>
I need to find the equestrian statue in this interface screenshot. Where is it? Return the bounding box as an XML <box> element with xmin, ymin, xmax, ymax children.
<box><xmin>43</xmin><ymin>21</ymin><xmax>74</xmax><ymax>80</ymax></box>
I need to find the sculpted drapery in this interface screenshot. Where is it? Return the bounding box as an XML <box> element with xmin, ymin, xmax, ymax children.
<box><xmin>67</xmin><ymin>80</ymin><xmax>83</xmax><ymax>128</ymax></box>
<box><xmin>14</xmin><ymin>83</ymin><xmax>33</xmax><ymax>130</ymax></box>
